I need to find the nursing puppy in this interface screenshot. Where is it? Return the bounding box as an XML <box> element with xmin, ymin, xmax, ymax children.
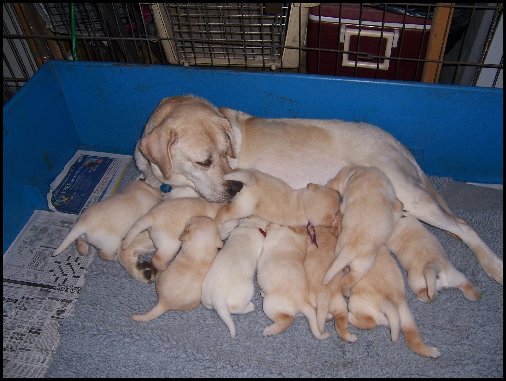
<box><xmin>122</xmin><ymin>196</ymin><xmax>222</xmax><ymax>271</ymax></box>
<box><xmin>131</xmin><ymin>216</ymin><xmax>223</xmax><ymax>322</ymax></box>
<box><xmin>257</xmin><ymin>222</ymin><xmax>330</xmax><ymax>340</ymax></box>
<box><xmin>323</xmin><ymin>165</ymin><xmax>404</xmax><ymax>295</ymax></box>
<box><xmin>347</xmin><ymin>245</ymin><xmax>441</xmax><ymax>358</ymax></box>
<box><xmin>53</xmin><ymin>180</ymin><xmax>161</xmax><ymax>260</ymax></box>
<box><xmin>304</xmin><ymin>222</ymin><xmax>357</xmax><ymax>342</ymax></box>
<box><xmin>387</xmin><ymin>215</ymin><xmax>481</xmax><ymax>302</ymax></box>
<box><xmin>201</xmin><ymin>216</ymin><xmax>268</xmax><ymax>338</ymax></box>
<box><xmin>134</xmin><ymin>95</ymin><xmax>502</xmax><ymax>285</ymax></box>
<box><xmin>214</xmin><ymin>169</ymin><xmax>341</xmax><ymax>238</ymax></box>
<box><xmin>117</xmin><ymin>185</ymin><xmax>203</xmax><ymax>283</ymax></box>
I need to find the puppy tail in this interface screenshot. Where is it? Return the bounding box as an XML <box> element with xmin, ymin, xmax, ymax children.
<box><xmin>223</xmin><ymin>170</ymin><xmax>256</xmax><ymax>186</ymax></box>
<box><xmin>380</xmin><ymin>300</ymin><xmax>401</xmax><ymax>344</ymax></box>
<box><xmin>130</xmin><ymin>302</ymin><xmax>168</xmax><ymax>322</ymax></box>
<box><xmin>423</xmin><ymin>263</ymin><xmax>440</xmax><ymax>301</ymax></box>
<box><xmin>215</xmin><ymin>299</ymin><xmax>237</xmax><ymax>338</ymax></box>
<box><xmin>122</xmin><ymin>214</ymin><xmax>153</xmax><ymax>249</ymax></box>
<box><xmin>315</xmin><ymin>291</ymin><xmax>331</xmax><ymax>334</ymax></box>
<box><xmin>398</xmin><ymin>301</ymin><xmax>441</xmax><ymax>358</ymax></box>
<box><xmin>301</xmin><ymin>303</ymin><xmax>331</xmax><ymax>340</ymax></box>
<box><xmin>322</xmin><ymin>249</ymin><xmax>349</xmax><ymax>285</ymax></box>
<box><xmin>53</xmin><ymin>222</ymin><xmax>86</xmax><ymax>256</ymax></box>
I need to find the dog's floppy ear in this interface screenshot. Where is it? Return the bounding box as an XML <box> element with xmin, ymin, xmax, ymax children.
<box><xmin>139</xmin><ymin>126</ymin><xmax>178</xmax><ymax>181</ymax></box>
<box><xmin>218</xmin><ymin>116</ymin><xmax>237</xmax><ymax>159</ymax></box>
<box><xmin>219</xmin><ymin>107</ymin><xmax>247</xmax><ymax>159</ymax></box>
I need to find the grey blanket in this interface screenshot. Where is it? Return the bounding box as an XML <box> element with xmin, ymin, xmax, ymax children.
<box><xmin>46</xmin><ymin>176</ymin><xmax>503</xmax><ymax>378</ymax></box>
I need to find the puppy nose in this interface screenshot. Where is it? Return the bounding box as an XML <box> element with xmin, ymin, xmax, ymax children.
<box><xmin>226</xmin><ymin>180</ymin><xmax>243</xmax><ymax>197</ymax></box>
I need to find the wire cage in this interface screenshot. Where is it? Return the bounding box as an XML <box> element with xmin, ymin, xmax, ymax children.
<box><xmin>3</xmin><ymin>2</ymin><xmax>503</xmax><ymax>104</ymax></box>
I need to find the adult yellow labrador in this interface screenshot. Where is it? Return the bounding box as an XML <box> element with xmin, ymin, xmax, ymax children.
<box><xmin>134</xmin><ymin>95</ymin><xmax>503</xmax><ymax>285</ymax></box>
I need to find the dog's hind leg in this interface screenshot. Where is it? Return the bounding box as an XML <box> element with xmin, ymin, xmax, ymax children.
<box><xmin>396</xmin><ymin>182</ymin><xmax>503</xmax><ymax>285</ymax></box>
<box><xmin>333</xmin><ymin>311</ymin><xmax>357</xmax><ymax>342</ymax></box>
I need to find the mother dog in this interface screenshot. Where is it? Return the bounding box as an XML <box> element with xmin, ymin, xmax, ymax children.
<box><xmin>135</xmin><ymin>95</ymin><xmax>502</xmax><ymax>285</ymax></box>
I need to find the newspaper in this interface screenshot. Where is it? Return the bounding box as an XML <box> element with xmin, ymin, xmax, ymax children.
<box><xmin>3</xmin><ymin>210</ymin><xmax>94</xmax><ymax>377</ymax></box>
<box><xmin>47</xmin><ymin>150</ymin><xmax>132</xmax><ymax>215</ymax></box>
<box><xmin>4</xmin><ymin>150</ymin><xmax>134</xmax><ymax>377</ymax></box>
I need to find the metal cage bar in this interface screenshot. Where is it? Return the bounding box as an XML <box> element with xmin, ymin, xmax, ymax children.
<box><xmin>3</xmin><ymin>2</ymin><xmax>503</xmax><ymax>104</ymax></box>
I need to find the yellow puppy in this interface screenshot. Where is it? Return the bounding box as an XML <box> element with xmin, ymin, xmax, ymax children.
<box><xmin>201</xmin><ymin>216</ymin><xmax>268</xmax><ymax>338</ymax></box>
<box><xmin>347</xmin><ymin>245</ymin><xmax>441</xmax><ymax>358</ymax></box>
<box><xmin>387</xmin><ymin>215</ymin><xmax>481</xmax><ymax>302</ymax></box>
<box><xmin>304</xmin><ymin>221</ymin><xmax>357</xmax><ymax>342</ymax></box>
<box><xmin>324</xmin><ymin>165</ymin><xmax>403</xmax><ymax>295</ymax></box>
<box><xmin>215</xmin><ymin>169</ymin><xmax>341</xmax><ymax>239</ymax></box>
<box><xmin>53</xmin><ymin>180</ymin><xmax>161</xmax><ymax>261</ymax></box>
<box><xmin>257</xmin><ymin>223</ymin><xmax>330</xmax><ymax>340</ymax></box>
<box><xmin>122</xmin><ymin>197</ymin><xmax>222</xmax><ymax>271</ymax></box>
<box><xmin>131</xmin><ymin>216</ymin><xmax>223</xmax><ymax>321</ymax></box>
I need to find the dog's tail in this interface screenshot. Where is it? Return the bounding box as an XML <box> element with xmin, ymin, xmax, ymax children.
<box><xmin>423</xmin><ymin>263</ymin><xmax>440</xmax><ymax>301</ymax></box>
<box><xmin>379</xmin><ymin>300</ymin><xmax>401</xmax><ymax>344</ymax></box>
<box><xmin>315</xmin><ymin>291</ymin><xmax>331</xmax><ymax>334</ymax></box>
<box><xmin>214</xmin><ymin>298</ymin><xmax>237</xmax><ymax>338</ymax></box>
<box><xmin>122</xmin><ymin>214</ymin><xmax>153</xmax><ymax>249</ymax></box>
<box><xmin>223</xmin><ymin>170</ymin><xmax>257</xmax><ymax>186</ymax></box>
<box><xmin>322</xmin><ymin>248</ymin><xmax>350</xmax><ymax>285</ymax></box>
<box><xmin>52</xmin><ymin>222</ymin><xmax>86</xmax><ymax>256</ymax></box>
<box><xmin>301</xmin><ymin>302</ymin><xmax>331</xmax><ymax>340</ymax></box>
<box><xmin>130</xmin><ymin>302</ymin><xmax>168</xmax><ymax>322</ymax></box>
<box><xmin>398</xmin><ymin>301</ymin><xmax>441</xmax><ymax>358</ymax></box>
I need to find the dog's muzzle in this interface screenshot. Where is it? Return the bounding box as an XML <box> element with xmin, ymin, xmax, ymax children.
<box><xmin>225</xmin><ymin>180</ymin><xmax>243</xmax><ymax>198</ymax></box>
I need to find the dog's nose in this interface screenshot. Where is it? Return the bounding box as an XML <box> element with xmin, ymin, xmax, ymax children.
<box><xmin>226</xmin><ymin>180</ymin><xmax>243</xmax><ymax>197</ymax></box>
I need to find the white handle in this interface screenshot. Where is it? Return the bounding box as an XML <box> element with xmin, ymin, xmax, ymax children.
<box><xmin>340</xmin><ymin>25</ymin><xmax>399</xmax><ymax>70</ymax></box>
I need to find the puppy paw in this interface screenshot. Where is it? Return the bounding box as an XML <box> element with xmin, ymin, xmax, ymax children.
<box><xmin>136</xmin><ymin>260</ymin><xmax>157</xmax><ymax>282</ymax></box>
<box><xmin>461</xmin><ymin>283</ymin><xmax>481</xmax><ymax>301</ymax></box>
<box><xmin>343</xmin><ymin>332</ymin><xmax>358</xmax><ymax>343</ymax></box>
<box><xmin>416</xmin><ymin>288</ymin><xmax>433</xmax><ymax>303</ymax></box>
<box><xmin>427</xmin><ymin>346</ymin><xmax>441</xmax><ymax>359</ymax></box>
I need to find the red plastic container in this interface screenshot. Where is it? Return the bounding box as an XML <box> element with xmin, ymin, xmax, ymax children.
<box><xmin>306</xmin><ymin>3</ymin><xmax>432</xmax><ymax>81</ymax></box>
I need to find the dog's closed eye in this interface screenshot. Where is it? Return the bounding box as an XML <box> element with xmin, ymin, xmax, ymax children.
<box><xmin>196</xmin><ymin>158</ymin><xmax>213</xmax><ymax>168</ymax></box>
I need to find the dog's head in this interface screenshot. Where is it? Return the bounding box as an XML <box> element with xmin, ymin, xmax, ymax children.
<box><xmin>304</xmin><ymin>183</ymin><xmax>342</xmax><ymax>227</ymax></box>
<box><xmin>135</xmin><ymin>95</ymin><xmax>243</xmax><ymax>202</ymax></box>
<box><xmin>179</xmin><ymin>216</ymin><xmax>223</xmax><ymax>250</ymax></box>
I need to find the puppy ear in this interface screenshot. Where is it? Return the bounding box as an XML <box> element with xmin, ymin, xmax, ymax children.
<box><xmin>139</xmin><ymin>127</ymin><xmax>178</xmax><ymax>181</ymax></box>
<box><xmin>214</xmin><ymin>233</ymin><xmax>224</xmax><ymax>249</ymax></box>
<box><xmin>331</xmin><ymin>212</ymin><xmax>343</xmax><ymax>236</ymax></box>
<box><xmin>326</xmin><ymin>166</ymin><xmax>355</xmax><ymax>192</ymax></box>
<box><xmin>179</xmin><ymin>224</ymin><xmax>191</xmax><ymax>242</ymax></box>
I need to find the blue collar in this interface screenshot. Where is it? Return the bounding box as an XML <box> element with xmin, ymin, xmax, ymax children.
<box><xmin>160</xmin><ymin>183</ymin><xmax>173</xmax><ymax>193</ymax></box>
